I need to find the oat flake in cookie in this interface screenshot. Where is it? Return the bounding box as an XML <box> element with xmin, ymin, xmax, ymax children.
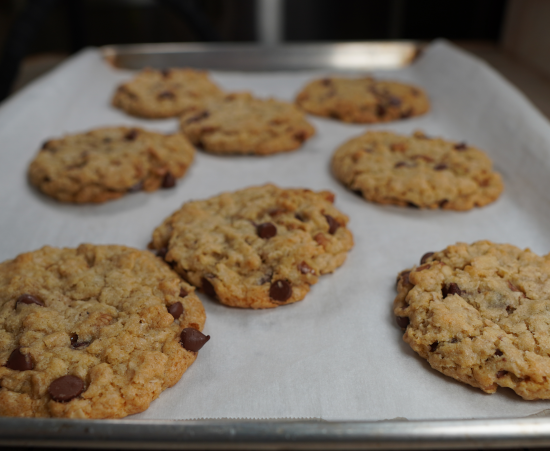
<box><xmin>295</xmin><ymin>76</ymin><xmax>429</xmax><ymax>123</ymax></box>
<box><xmin>332</xmin><ymin>130</ymin><xmax>503</xmax><ymax>210</ymax></box>
<box><xmin>394</xmin><ymin>241</ymin><xmax>550</xmax><ymax>400</ymax></box>
<box><xmin>112</xmin><ymin>67</ymin><xmax>224</xmax><ymax>118</ymax></box>
<box><xmin>179</xmin><ymin>92</ymin><xmax>316</xmax><ymax>156</ymax></box>
<box><xmin>150</xmin><ymin>184</ymin><xmax>354</xmax><ymax>308</ymax></box>
<box><xmin>28</xmin><ymin>127</ymin><xmax>195</xmax><ymax>203</ymax></box>
<box><xmin>0</xmin><ymin>244</ymin><xmax>208</xmax><ymax>418</ymax></box>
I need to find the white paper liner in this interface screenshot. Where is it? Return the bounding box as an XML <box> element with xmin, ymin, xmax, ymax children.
<box><xmin>1</xmin><ymin>40</ymin><xmax>550</xmax><ymax>421</ymax></box>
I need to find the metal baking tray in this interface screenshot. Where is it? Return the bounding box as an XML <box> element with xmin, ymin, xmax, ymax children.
<box><xmin>2</xmin><ymin>42</ymin><xmax>550</xmax><ymax>450</ymax></box>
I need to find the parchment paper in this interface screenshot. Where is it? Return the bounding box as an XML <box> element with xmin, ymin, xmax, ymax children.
<box><xmin>1</xmin><ymin>40</ymin><xmax>550</xmax><ymax>421</ymax></box>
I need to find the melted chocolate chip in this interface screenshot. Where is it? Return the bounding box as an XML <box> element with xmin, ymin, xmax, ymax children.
<box><xmin>5</xmin><ymin>348</ymin><xmax>34</xmax><ymax>371</ymax></box>
<box><xmin>430</xmin><ymin>342</ymin><xmax>439</xmax><ymax>352</ymax></box>
<box><xmin>442</xmin><ymin>283</ymin><xmax>464</xmax><ymax>298</ymax></box>
<box><xmin>48</xmin><ymin>375</ymin><xmax>84</xmax><ymax>402</ymax></box>
<box><xmin>495</xmin><ymin>349</ymin><xmax>503</xmax><ymax>356</ymax></box>
<box><xmin>155</xmin><ymin>247</ymin><xmax>168</xmax><ymax>259</ymax></box>
<box><xmin>434</xmin><ymin>163</ymin><xmax>448</xmax><ymax>171</ymax></box>
<box><xmin>396</xmin><ymin>316</ymin><xmax>409</xmax><ymax>329</ymax></box>
<box><xmin>180</xmin><ymin>328</ymin><xmax>210</xmax><ymax>352</ymax></box>
<box><xmin>324</xmin><ymin>214</ymin><xmax>339</xmax><ymax>234</ymax></box>
<box><xmin>158</xmin><ymin>91</ymin><xmax>175</xmax><ymax>100</ymax></box>
<box><xmin>16</xmin><ymin>294</ymin><xmax>44</xmax><ymax>307</ymax></box>
<box><xmin>269</xmin><ymin>280</ymin><xmax>292</xmax><ymax>302</ymax></box>
<box><xmin>179</xmin><ymin>287</ymin><xmax>188</xmax><ymax>298</ymax></box>
<box><xmin>161</xmin><ymin>172</ymin><xmax>176</xmax><ymax>189</ymax></box>
<box><xmin>70</xmin><ymin>334</ymin><xmax>78</xmax><ymax>346</ymax></box>
<box><xmin>185</xmin><ymin>111</ymin><xmax>209</xmax><ymax>124</ymax></box>
<box><xmin>128</xmin><ymin>180</ymin><xmax>144</xmax><ymax>193</ymax></box>
<box><xmin>454</xmin><ymin>142</ymin><xmax>468</xmax><ymax>151</ymax></box>
<box><xmin>201</xmin><ymin>277</ymin><xmax>217</xmax><ymax>298</ymax></box>
<box><xmin>298</xmin><ymin>261</ymin><xmax>315</xmax><ymax>275</ymax></box>
<box><xmin>496</xmin><ymin>370</ymin><xmax>508</xmax><ymax>379</ymax></box>
<box><xmin>420</xmin><ymin>252</ymin><xmax>434</xmax><ymax>264</ymax></box>
<box><xmin>125</xmin><ymin>129</ymin><xmax>138</xmax><ymax>141</ymax></box>
<box><xmin>168</xmin><ymin>302</ymin><xmax>184</xmax><ymax>319</ymax></box>
<box><xmin>257</xmin><ymin>222</ymin><xmax>277</xmax><ymax>239</ymax></box>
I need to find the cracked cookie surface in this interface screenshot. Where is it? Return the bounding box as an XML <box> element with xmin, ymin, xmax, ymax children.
<box><xmin>295</xmin><ymin>76</ymin><xmax>429</xmax><ymax>123</ymax></box>
<box><xmin>394</xmin><ymin>241</ymin><xmax>550</xmax><ymax>400</ymax></box>
<box><xmin>179</xmin><ymin>92</ymin><xmax>315</xmax><ymax>155</ymax></box>
<box><xmin>332</xmin><ymin>130</ymin><xmax>503</xmax><ymax>210</ymax></box>
<box><xmin>28</xmin><ymin>126</ymin><xmax>195</xmax><ymax>203</ymax></box>
<box><xmin>150</xmin><ymin>184</ymin><xmax>353</xmax><ymax>308</ymax></box>
<box><xmin>112</xmin><ymin>67</ymin><xmax>224</xmax><ymax>118</ymax></box>
<box><xmin>0</xmin><ymin>244</ymin><xmax>207</xmax><ymax>418</ymax></box>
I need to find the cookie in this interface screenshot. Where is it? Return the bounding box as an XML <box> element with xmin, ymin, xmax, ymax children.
<box><xmin>179</xmin><ymin>92</ymin><xmax>315</xmax><ymax>155</ymax></box>
<box><xmin>295</xmin><ymin>76</ymin><xmax>429</xmax><ymax>123</ymax></box>
<box><xmin>28</xmin><ymin>126</ymin><xmax>195</xmax><ymax>203</ymax></box>
<box><xmin>331</xmin><ymin>130</ymin><xmax>503</xmax><ymax>210</ymax></box>
<box><xmin>112</xmin><ymin>67</ymin><xmax>224</xmax><ymax>118</ymax></box>
<box><xmin>0</xmin><ymin>244</ymin><xmax>208</xmax><ymax>418</ymax></box>
<box><xmin>394</xmin><ymin>240</ymin><xmax>550</xmax><ymax>400</ymax></box>
<box><xmin>149</xmin><ymin>184</ymin><xmax>353</xmax><ymax>308</ymax></box>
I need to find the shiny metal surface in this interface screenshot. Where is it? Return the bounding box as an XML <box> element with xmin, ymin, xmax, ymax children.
<box><xmin>2</xmin><ymin>417</ymin><xmax>550</xmax><ymax>449</ymax></box>
<box><xmin>101</xmin><ymin>42</ymin><xmax>421</xmax><ymax>71</ymax></box>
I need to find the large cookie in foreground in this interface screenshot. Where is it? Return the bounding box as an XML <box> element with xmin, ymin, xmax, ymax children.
<box><xmin>28</xmin><ymin>127</ymin><xmax>195</xmax><ymax>203</ymax></box>
<box><xmin>0</xmin><ymin>244</ymin><xmax>208</xmax><ymax>418</ymax></box>
<box><xmin>295</xmin><ymin>76</ymin><xmax>429</xmax><ymax>123</ymax></box>
<box><xmin>112</xmin><ymin>67</ymin><xmax>224</xmax><ymax>118</ymax></box>
<box><xmin>150</xmin><ymin>184</ymin><xmax>353</xmax><ymax>308</ymax></box>
<box><xmin>394</xmin><ymin>241</ymin><xmax>550</xmax><ymax>400</ymax></box>
<box><xmin>179</xmin><ymin>93</ymin><xmax>315</xmax><ymax>156</ymax></box>
<box><xmin>332</xmin><ymin>130</ymin><xmax>503</xmax><ymax>210</ymax></box>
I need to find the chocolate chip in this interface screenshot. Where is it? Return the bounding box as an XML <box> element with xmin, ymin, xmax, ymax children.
<box><xmin>506</xmin><ymin>305</ymin><xmax>515</xmax><ymax>314</ymax></box>
<box><xmin>70</xmin><ymin>333</ymin><xmax>78</xmax><ymax>346</ymax></box>
<box><xmin>294</xmin><ymin>213</ymin><xmax>305</xmax><ymax>222</ymax></box>
<box><xmin>125</xmin><ymin>129</ymin><xmax>138</xmax><ymax>141</ymax></box>
<box><xmin>324</xmin><ymin>214</ymin><xmax>339</xmax><ymax>234</ymax></box>
<box><xmin>5</xmin><ymin>348</ymin><xmax>33</xmax><ymax>371</ymax></box>
<box><xmin>495</xmin><ymin>349</ymin><xmax>503</xmax><ymax>356</ymax></box>
<box><xmin>439</xmin><ymin>199</ymin><xmax>449</xmax><ymax>208</ymax></box>
<box><xmin>420</xmin><ymin>252</ymin><xmax>434</xmax><ymax>264</ymax></box>
<box><xmin>434</xmin><ymin>163</ymin><xmax>448</xmax><ymax>171</ymax></box>
<box><xmin>180</xmin><ymin>328</ymin><xmax>210</xmax><ymax>352</ymax></box>
<box><xmin>16</xmin><ymin>294</ymin><xmax>44</xmax><ymax>307</ymax></box>
<box><xmin>442</xmin><ymin>283</ymin><xmax>464</xmax><ymax>298</ymax></box>
<box><xmin>161</xmin><ymin>68</ymin><xmax>171</xmax><ymax>77</ymax></box>
<box><xmin>155</xmin><ymin>247</ymin><xmax>168</xmax><ymax>259</ymax></box>
<box><xmin>168</xmin><ymin>302</ymin><xmax>184</xmax><ymax>319</ymax></box>
<box><xmin>454</xmin><ymin>142</ymin><xmax>467</xmax><ymax>151</ymax></box>
<box><xmin>48</xmin><ymin>375</ymin><xmax>84</xmax><ymax>402</ymax></box>
<box><xmin>179</xmin><ymin>287</ymin><xmax>188</xmax><ymax>298</ymax></box>
<box><xmin>294</xmin><ymin>131</ymin><xmax>307</xmax><ymax>142</ymax></box>
<box><xmin>416</xmin><ymin>264</ymin><xmax>430</xmax><ymax>272</ymax></box>
<box><xmin>128</xmin><ymin>180</ymin><xmax>144</xmax><ymax>193</ymax></box>
<box><xmin>158</xmin><ymin>91</ymin><xmax>175</xmax><ymax>100</ymax></box>
<box><xmin>450</xmin><ymin>338</ymin><xmax>458</xmax><ymax>343</ymax></box>
<box><xmin>321</xmin><ymin>78</ymin><xmax>332</xmax><ymax>86</ymax></box>
<box><xmin>387</xmin><ymin>96</ymin><xmax>402</xmax><ymax>106</ymax></box>
<box><xmin>269</xmin><ymin>280</ymin><xmax>292</xmax><ymax>302</ymax></box>
<box><xmin>161</xmin><ymin>172</ymin><xmax>176</xmax><ymax>189</ymax></box>
<box><xmin>407</xmin><ymin>202</ymin><xmax>419</xmax><ymax>209</ymax></box>
<box><xmin>400</xmin><ymin>108</ymin><xmax>413</xmax><ymax>119</ymax></box>
<box><xmin>394</xmin><ymin>161</ymin><xmax>411</xmax><ymax>168</ymax></box>
<box><xmin>257</xmin><ymin>222</ymin><xmax>277</xmax><ymax>239</ymax></box>
<box><xmin>396</xmin><ymin>316</ymin><xmax>409</xmax><ymax>329</ymax></box>
<box><xmin>397</xmin><ymin>270</ymin><xmax>411</xmax><ymax>286</ymax></box>
<box><xmin>430</xmin><ymin>342</ymin><xmax>439</xmax><ymax>352</ymax></box>
<box><xmin>496</xmin><ymin>370</ymin><xmax>508</xmax><ymax>379</ymax></box>
<box><xmin>72</xmin><ymin>341</ymin><xmax>90</xmax><ymax>350</ymax></box>
<box><xmin>258</xmin><ymin>272</ymin><xmax>273</xmax><ymax>285</ymax></box>
<box><xmin>201</xmin><ymin>277</ymin><xmax>217</xmax><ymax>298</ymax></box>
<box><xmin>376</xmin><ymin>105</ymin><xmax>386</xmax><ymax>117</ymax></box>
<box><xmin>185</xmin><ymin>111</ymin><xmax>209</xmax><ymax>124</ymax></box>
<box><xmin>298</xmin><ymin>261</ymin><xmax>315</xmax><ymax>275</ymax></box>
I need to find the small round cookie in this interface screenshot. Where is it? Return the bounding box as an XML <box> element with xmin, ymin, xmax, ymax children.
<box><xmin>0</xmin><ymin>244</ymin><xmax>208</xmax><ymax>418</ymax></box>
<box><xmin>394</xmin><ymin>241</ymin><xmax>550</xmax><ymax>400</ymax></box>
<box><xmin>112</xmin><ymin>67</ymin><xmax>224</xmax><ymax>118</ymax></box>
<box><xmin>295</xmin><ymin>76</ymin><xmax>429</xmax><ymax>123</ymax></box>
<box><xmin>179</xmin><ymin>92</ymin><xmax>316</xmax><ymax>156</ymax></box>
<box><xmin>149</xmin><ymin>184</ymin><xmax>353</xmax><ymax>308</ymax></box>
<box><xmin>332</xmin><ymin>130</ymin><xmax>503</xmax><ymax>210</ymax></box>
<box><xmin>28</xmin><ymin>126</ymin><xmax>195</xmax><ymax>203</ymax></box>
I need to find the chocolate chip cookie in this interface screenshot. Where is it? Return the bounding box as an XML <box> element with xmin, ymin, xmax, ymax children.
<box><xmin>112</xmin><ymin>67</ymin><xmax>224</xmax><ymax>118</ymax></box>
<box><xmin>295</xmin><ymin>76</ymin><xmax>429</xmax><ymax>123</ymax></box>
<box><xmin>331</xmin><ymin>130</ymin><xmax>503</xmax><ymax>210</ymax></box>
<box><xmin>28</xmin><ymin>126</ymin><xmax>195</xmax><ymax>203</ymax></box>
<box><xmin>149</xmin><ymin>184</ymin><xmax>354</xmax><ymax>308</ymax></box>
<box><xmin>394</xmin><ymin>240</ymin><xmax>550</xmax><ymax>400</ymax></box>
<box><xmin>179</xmin><ymin>92</ymin><xmax>316</xmax><ymax>155</ymax></box>
<box><xmin>0</xmin><ymin>244</ymin><xmax>208</xmax><ymax>418</ymax></box>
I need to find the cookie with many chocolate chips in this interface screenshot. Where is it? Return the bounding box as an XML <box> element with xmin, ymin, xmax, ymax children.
<box><xmin>28</xmin><ymin>126</ymin><xmax>195</xmax><ymax>203</ymax></box>
<box><xmin>394</xmin><ymin>240</ymin><xmax>550</xmax><ymax>400</ymax></box>
<box><xmin>332</xmin><ymin>130</ymin><xmax>503</xmax><ymax>210</ymax></box>
<box><xmin>179</xmin><ymin>92</ymin><xmax>316</xmax><ymax>156</ymax></box>
<box><xmin>295</xmin><ymin>76</ymin><xmax>429</xmax><ymax>123</ymax></box>
<box><xmin>112</xmin><ymin>67</ymin><xmax>224</xmax><ymax>118</ymax></box>
<box><xmin>0</xmin><ymin>244</ymin><xmax>208</xmax><ymax>418</ymax></box>
<box><xmin>150</xmin><ymin>184</ymin><xmax>353</xmax><ymax>308</ymax></box>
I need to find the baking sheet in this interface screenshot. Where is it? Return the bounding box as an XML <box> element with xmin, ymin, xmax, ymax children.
<box><xmin>1</xmin><ymin>40</ymin><xmax>550</xmax><ymax>422</ymax></box>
